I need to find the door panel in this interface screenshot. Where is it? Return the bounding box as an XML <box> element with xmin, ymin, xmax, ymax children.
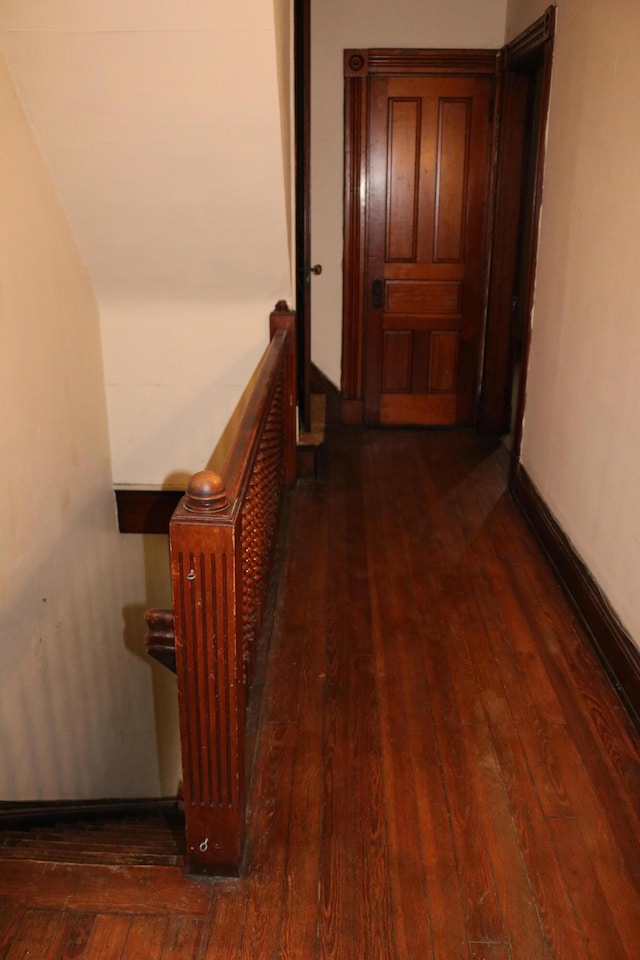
<box><xmin>364</xmin><ymin>75</ymin><xmax>493</xmax><ymax>425</ymax></box>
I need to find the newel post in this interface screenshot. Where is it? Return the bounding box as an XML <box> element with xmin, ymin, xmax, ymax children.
<box><xmin>169</xmin><ymin>470</ymin><xmax>245</xmax><ymax>875</ymax></box>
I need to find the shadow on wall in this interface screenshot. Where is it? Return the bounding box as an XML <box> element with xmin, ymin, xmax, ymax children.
<box><xmin>0</xmin><ymin>486</ymin><xmax>164</xmax><ymax>801</ymax></box>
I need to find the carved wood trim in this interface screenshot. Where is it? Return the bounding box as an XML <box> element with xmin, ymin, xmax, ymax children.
<box><xmin>511</xmin><ymin>465</ymin><xmax>640</xmax><ymax>728</ymax></box>
<box><xmin>346</xmin><ymin>48</ymin><xmax>498</xmax><ymax>76</ymax></box>
<box><xmin>167</xmin><ymin>304</ymin><xmax>297</xmax><ymax>874</ymax></box>
<box><xmin>506</xmin><ymin>5</ymin><xmax>556</xmax><ymax>69</ymax></box>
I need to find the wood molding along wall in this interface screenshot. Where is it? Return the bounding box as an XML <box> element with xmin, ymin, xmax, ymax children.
<box><xmin>511</xmin><ymin>465</ymin><xmax>640</xmax><ymax>727</ymax></box>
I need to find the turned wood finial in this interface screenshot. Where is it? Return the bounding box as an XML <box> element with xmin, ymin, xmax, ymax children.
<box><xmin>184</xmin><ymin>470</ymin><xmax>229</xmax><ymax>513</ymax></box>
<box><xmin>274</xmin><ymin>300</ymin><xmax>290</xmax><ymax>313</ymax></box>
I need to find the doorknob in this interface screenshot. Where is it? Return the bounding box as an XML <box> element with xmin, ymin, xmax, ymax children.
<box><xmin>308</xmin><ymin>263</ymin><xmax>323</xmax><ymax>277</ymax></box>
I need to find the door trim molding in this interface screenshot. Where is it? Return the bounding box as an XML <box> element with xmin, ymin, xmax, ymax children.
<box><xmin>341</xmin><ymin>49</ymin><xmax>499</xmax><ymax>423</ymax></box>
<box><xmin>294</xmin><ymin>0</ymin><xmax>312</xmax><ymax>429</ymax></box>
<box><xmin>506</xmin><ymin>6</ymin><xmax>556</xmax><ymax>67</ymax></box>
<box><xmin>479</xmin><ymin>7</ymin><xmax>556</xmax><ymax>436</ymax></box>
<box><xmin>345</xmin><ymin>48</ymin><xmax>498</xmax><ymax>78</ymax></box>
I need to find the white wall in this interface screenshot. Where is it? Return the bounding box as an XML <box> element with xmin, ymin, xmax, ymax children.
<box><xmin>310</xmin><ymin>0</ymin><xmax>508</xmax><ymax>385</ymax></box>
<box><xmin>506</xmin><ymin>0</ymin><xmax>550</xmax><ymax>39</ymax></box>
<box><xmin>507</xmin><ymin>0</ymin><xmax>640</xmax><ymax>646</ymax></box>
<box><xmin>0</xmin><ymin>55</ymin><xmax>176</xmax><ymax>800</ymax></box>
<box><xmin>0</xmin><ymin>1</ymin><xmax>293</xmax><ymax>486</ymax></box>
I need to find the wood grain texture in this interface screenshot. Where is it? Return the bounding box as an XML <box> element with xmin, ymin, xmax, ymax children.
<box><xmin>167</xmin><ymin>306</ymin><xmax>297</xmax><ymax>874</ymax></box>
<box><xmin>115</xmin><ymin>489</ymin><xmax>182</xmax><ymax>534</ymax></box>
<box><xmin>479</xmin><ymin>8</ymin><xmax>555</xmax><ymax>435</ymax></box>
<box><xmin>511</xmin><ymin>463</ymin><xmax>640</xmax><ymax>724</ymax></box>
<box><xmin>1</xmin><ymin>428</ymin><xmax>638</xmax><ymax>959</ymax></box>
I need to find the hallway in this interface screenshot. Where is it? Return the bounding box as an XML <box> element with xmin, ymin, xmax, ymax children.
<box><xmin>1</xmin><ymin>428</ymin><xmax>639</xmax><ymax>958</ymax></box>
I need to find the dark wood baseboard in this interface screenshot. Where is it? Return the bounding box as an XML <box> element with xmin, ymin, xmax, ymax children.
<box><xmin>310</xmin><ymin>363</ymin><xmax>342</xmax><ymax>424</ymax></box>
<box><xmin>115</xmin><ymin>489</ymin><xmax>183</xmax><ymax>534</ymax></box>
<box><xmin>511</xmin><ymin>464</ymin><xmax>640</xmax><ymax>726</ymax></box>
<box><xmin>0</xmin><ymin>797</ymin><xmax>180</xmax><ymax>829</ymax></box>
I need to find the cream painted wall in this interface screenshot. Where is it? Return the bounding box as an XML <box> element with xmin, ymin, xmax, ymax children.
<box><xmin>0</xmin><ymin>55</ymin><xmax>179</xmax><ymax>800</ymax></box>
<box><xmin>507</xmin><ymin>0</ymin><xmax>640</xmax><ymax>646</ymax></box>
<box><xmin>310</xmin><ymin>0</ymin><xmax>508</xmax><ymax>385</ymax></box>
<box><xmin>506</xmin><ymin>0</ymin><xmax>549</xmax><ymax>39</ymax></box>
<box><xmin>274</xmin><ymin>0</ymin><xmax>295</xmax><ymax>278</ymax></box>
<box><xmin>0</xmin><ymin>1</ymin><xmax>293</xmax><ymax>486</ymax></box>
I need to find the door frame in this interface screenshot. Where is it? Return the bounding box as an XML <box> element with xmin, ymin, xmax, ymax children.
<box><xmin>340</xmin><ymin>48</ymin><xmax>499</xmax><ymax>425</ymax></box>
<box><xmin>479</xmin><ymin>8</ymin><xmax>556</xmax><ymax>457</ymax></box>
<box><xmin>340</xmin><ymin>9</ymin><xmax>556</xmax><ymax>431</ymax></box>
<box><xmin>294</xmin><ymin>0</ymin><xmax>312</xmax><ymax>431</ymax></box>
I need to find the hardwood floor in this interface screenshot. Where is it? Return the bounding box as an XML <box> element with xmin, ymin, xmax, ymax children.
<box><xmin>1</xmin><ymin>428</ymin><xmax>639</xmax><ymax>959</ymax></box>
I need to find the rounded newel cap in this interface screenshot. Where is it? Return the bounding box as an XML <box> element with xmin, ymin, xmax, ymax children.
<box><xmin>183</xmin><ymin>471</ymin><xmax>229</xmax><ymax>513</ymax></box>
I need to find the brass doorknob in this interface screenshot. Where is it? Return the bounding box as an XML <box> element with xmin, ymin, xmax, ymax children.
<box><xmin>309</xmin><ymin>264</ymin><xmax>323</xmax><ymax>276</ymax></box>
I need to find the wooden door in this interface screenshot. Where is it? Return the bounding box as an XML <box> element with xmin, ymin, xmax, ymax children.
<box><xmin>363</xmin><ymin>74</ymin><xmax>494</xmax><ymax>425</ymax></box>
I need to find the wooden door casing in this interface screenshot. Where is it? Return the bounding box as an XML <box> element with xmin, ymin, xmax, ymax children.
<box><xmin>342</xmin><ymin>50</ymin><xmax>498</xmax><ymax>427</ymax></box>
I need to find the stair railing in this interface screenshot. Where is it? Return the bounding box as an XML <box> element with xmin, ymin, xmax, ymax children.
<box><xmin>146</xmin><ymin>301</ymin><xmax>296</xmax><ymax>874</ymax></box>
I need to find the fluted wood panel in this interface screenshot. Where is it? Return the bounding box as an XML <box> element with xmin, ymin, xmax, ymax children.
<box><xmin>166</xmin><ymin>304</ymin><xmax>296</xmax><ymax>874</ymax></box>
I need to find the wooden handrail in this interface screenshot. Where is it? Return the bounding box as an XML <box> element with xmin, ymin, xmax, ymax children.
<box><xmin>147</xmin><ymin>301</ymin><xmax>297</xmax><ymax>875</ymax></box>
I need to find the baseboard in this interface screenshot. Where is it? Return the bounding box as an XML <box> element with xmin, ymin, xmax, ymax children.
<box><xmin>310</xmin><ymin>363</ymin><xmax>342</xmax><ymax>424</ymax></box>
<box><xmin>0</xmin><ymin>796</ymin><xmax>181</xmax><ymax>829</ymax></box>
<box><xmin>115</xmin><ymin>489</ymin><xmax>183</xmax><ymax>534</ymax></box>
<box><xmin>511</xmin><ymin>464</ymin><xmax>640</xmax><ymax>726</ymax></box>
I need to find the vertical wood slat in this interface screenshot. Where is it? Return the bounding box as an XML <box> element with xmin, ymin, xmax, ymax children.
<box><xmin>169</xmin><ymin>303</ymin><xmax>297</xmax><ymax>875</ymax></box>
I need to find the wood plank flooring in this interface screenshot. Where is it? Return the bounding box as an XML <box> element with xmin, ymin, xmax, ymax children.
<box><xmin>1</xmin><ymin>428</ymin><xmax>639</xmax><ymax>959</ymax></box>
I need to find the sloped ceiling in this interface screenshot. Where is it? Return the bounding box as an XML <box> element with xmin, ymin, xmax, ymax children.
<box><xmin>0</xmin><ymin>0</ymin><xmax>289</xmax><ymax>303</ymax></box>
